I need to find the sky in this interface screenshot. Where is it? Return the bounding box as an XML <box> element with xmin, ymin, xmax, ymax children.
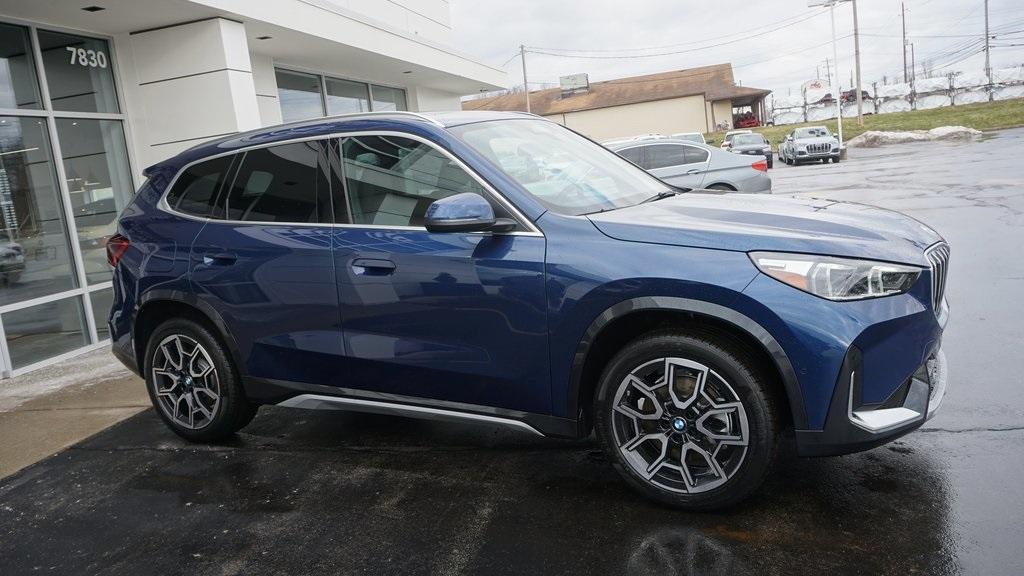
<box><xmin>449</xmin><ymin>0</ymin><xmax>1024</xmax><ymax>98</ymax></box>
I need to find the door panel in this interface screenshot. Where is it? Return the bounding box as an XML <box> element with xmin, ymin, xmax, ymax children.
<box><xmin>332</xmin><ymin>134</ymin><xmax>549</xmax><ymax>413</ymax></box>
<box><xmin>645</xmin><ymin>144</ymin><xmax>708</xmax><ymax>188</ymax></box>
<box><xmin>190</xmin><ymin>141</ymin><xmax>344</xmax><ymax>386</ymax></box>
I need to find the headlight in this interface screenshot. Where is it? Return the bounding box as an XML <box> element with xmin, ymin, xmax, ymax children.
<box><xmin>750</xmin><ymin>252</ymin><xmax>921</xmax><ymax>301</ymax></box>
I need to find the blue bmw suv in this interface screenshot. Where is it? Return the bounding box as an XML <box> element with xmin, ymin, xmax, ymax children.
<box><xmin>108</xmin><ymin>111</ymin><xmax>949</xmax><ymax>509</ymax></box>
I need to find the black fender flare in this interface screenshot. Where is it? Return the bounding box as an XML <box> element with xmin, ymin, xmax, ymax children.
<box><xmin>134</xmin><ymin>290</ymin><xmax>247</xmax><ymax>378</ymax></box>
<box><xmin>567</xmin><ymin>296</ymin><xmax>808</xmax><ymax>429</ymax></box>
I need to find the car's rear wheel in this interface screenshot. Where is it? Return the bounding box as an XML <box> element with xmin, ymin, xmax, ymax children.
<box><xmin>594</xmin><ymin>331</ymin><xmax>779</xmax><ymax>510</ymax></box>
<box><xmin>144</xmin><ymin>318</ymin><xmax>257</xmax><ymax>442</ymax></box>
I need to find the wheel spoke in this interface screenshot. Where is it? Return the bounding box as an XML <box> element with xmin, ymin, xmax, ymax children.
<box><xmin>679</xmin><ymin>440</ymin><xmax>727</xmax><ymax>491</ymax></box>
<box><xmin>666</xmin><ymin>359</ymin><xmax>707</xmax><ymax>411</ymax></box>
<box><xmin>695</xmin><ymin>402</ymin><xmax>749</xmax><ymax>446</ymax></box>
<box><xmin>613</xmin><ymin>375</ymin><xmax>664</xmax><ymax>422</ymax></box>
<box><xmin>623</xmin><ymin>433</ymin><xmax>670</xmax><ymax>479</ymax></box>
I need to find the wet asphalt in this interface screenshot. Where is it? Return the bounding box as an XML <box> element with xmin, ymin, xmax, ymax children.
<box><xmin>2</xmin><ymin>129</ymin><xmax>1024</xmax><ymax>576</ymax></box>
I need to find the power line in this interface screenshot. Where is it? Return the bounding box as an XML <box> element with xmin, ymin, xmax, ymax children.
<box><xmin>525</xmin><ymin>11</ymin><xmax>825</xmax><ymax>59</ymax></box>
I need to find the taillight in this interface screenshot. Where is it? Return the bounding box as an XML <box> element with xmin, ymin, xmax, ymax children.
<box><xmin>105</xmin><ymin>234</ymin><xmax>129</xmax><ymax>267</ymax></box>
<box><xmin>751</xmin><ymin>160</ymin><xmax>768</xmax><ymax>172</ymax></box>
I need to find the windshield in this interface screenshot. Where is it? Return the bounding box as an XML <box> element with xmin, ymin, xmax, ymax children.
<box><xmin>451</xmin><ymin>119</ymin><xmax>671</xmax><ymax>216</ymax></box>
<box><xmin>732</xmin><ymin>134</ymin><xmax>765</xmax><ymax>146</ymax></box>
<box><xmin>794</xmin><ymin>127</ymin><xmax>831</xmax><ymax>138</ymax></box>
<box><xmin>675</xmin><ymin>133</ymin><xmax>703</xmax><ymax>143</ymax></box>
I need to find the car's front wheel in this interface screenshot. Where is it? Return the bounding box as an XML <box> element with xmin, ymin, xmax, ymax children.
<box><xmin>144</xmin><ymin>318</ymin><xmax>257</xmax><ymax>442</ymax></box>
<box><xmin>594</xmin><ymin>331</ymin><xmax>779</xmax><ymax>510</ymax></box>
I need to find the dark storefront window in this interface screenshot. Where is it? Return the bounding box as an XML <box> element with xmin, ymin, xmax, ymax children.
<box><xmin>0</xmin><ymin>23</ymin><xmax>42</xmax><ymax>110</ymax></box>
<box><xmin>36</xmin><ymin>30</ymin><xmax>119</xmax><ymax>113</ymax></box>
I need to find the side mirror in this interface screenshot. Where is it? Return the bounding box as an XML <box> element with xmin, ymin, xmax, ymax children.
<box><xmin>425</xmin><ymin>193</ymin><xmax>515</xmax><ymax>233</ymax></box>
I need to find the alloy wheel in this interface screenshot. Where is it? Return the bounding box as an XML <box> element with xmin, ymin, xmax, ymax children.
<box><xmin>610</xmin><ymin>357</ymin><xmax>749</xmax><ymax>493</ymax></box>
<box><xmin>151</xmin><ymin>334</ymin><xmax>221</xmax><ymax>430</ymax></box>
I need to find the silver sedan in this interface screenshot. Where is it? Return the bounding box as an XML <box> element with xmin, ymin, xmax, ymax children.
<box><xmin>606</xmin><ymin>138</ymin><xmax>772</xmax><ymax>193</ymax></box>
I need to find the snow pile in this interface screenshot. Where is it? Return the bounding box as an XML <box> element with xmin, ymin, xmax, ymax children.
<box><xmin>847</xmin><ymin>126</ymin><xmax>983</xmax><ymax>148</ymax></box>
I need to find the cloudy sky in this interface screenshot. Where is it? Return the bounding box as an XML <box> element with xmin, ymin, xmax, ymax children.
<box><xmin>449</xmin><ymin>0</ymin><xmax>1024</xmax><ymax>97</ymax></box>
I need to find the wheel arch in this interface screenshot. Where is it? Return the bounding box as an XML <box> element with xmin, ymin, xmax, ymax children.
<box><xmin>133</xmin><ymin>292</ymin><xmax>245</xmax><ymax>380</ymax></box>
<box><xmin>568</xmin><ymin>296</ymin><xmax>808</xmax><ymax>434</ymax></box>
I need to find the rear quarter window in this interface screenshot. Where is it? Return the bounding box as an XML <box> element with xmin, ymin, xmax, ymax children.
<box><xmin>164</xmin><ymin>155</ymin><xmax>234</xmax><ymax>218</ymax></box>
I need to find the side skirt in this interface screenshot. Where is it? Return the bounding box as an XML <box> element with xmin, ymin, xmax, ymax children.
<box><xmin>244</xmin><ymin>377</ymin><xmax>580</xmax><ymax>439</ymax></box>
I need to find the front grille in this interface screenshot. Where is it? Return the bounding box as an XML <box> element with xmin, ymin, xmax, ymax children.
<box><xmin>807</xmin><ymin>143</ymin><xmax>831</xmax><ymax>154</ymax></box>
<box><xmin>925</xmin><ymin>242</ymin><xmax>950</xmax><ymax>312</ymax></box>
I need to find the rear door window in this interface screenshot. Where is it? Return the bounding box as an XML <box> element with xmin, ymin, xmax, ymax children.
<box><xmin>165</xmin><ymin>155</ymin><xmax>234</xmax><ymax>218</ymax></box>
<box><xmin>223</xmin><ymin>141</ymin><xmax>328</xmax><ymax>223</ymax></box>
<box><xmin>644</xmin><ymin>145</ymin><xmax>687</xmax><ymax>169</ymax></box>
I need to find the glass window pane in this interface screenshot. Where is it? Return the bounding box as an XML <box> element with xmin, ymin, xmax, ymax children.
<box><xmin>165</xmin><ymin>154</ymin><xmax>235</xmax><ymax>219</ymax></box>
<box><xmin>225</xmin><ymin>142</ymin><xmax>321</xmax><ymax>223</ymax></box>
<box><xmin>617</xmin><ymin>147</ymin><xmax>643</xmax><ymax>165</ymax></box>
<box><xmin>370</xmin><ymin>85</ymin><xmax>407</xmax><ymax>111</ymax></box>
<box><xmin>0</xmin><ymin>23</ymin><xmax>42</xmax><ymax>110</ymax></box>
<box><xmin>342</xmin><ymin>135</ymin><xmax>502</xmax><ymax>228</ymax></box>
<box><xmin>275</xmin><ymin>69</ymin><xmax>323</xmax><ymax>122</ymax></box>
<box><xmin>0</xmin><ymin>116</ymin><xmax>78</xmax><ymax>306</ymax></box>
<box><xmin>89</xmin><ymin>287</ymin><xmax>112</xmax><ymax>340</ymax></box>
<box><xmin>37</xmin><ymin>30</ymin><xmax>118</xmax><ymax>114</ymax></box>
<box><xmin>55</xmin><ymin>118</ymin><xmax>134</xmax><ymax>284</ymax></box>
<box><xmin>325</xmin><ymin>77</ymin><xmax>370</xmax><ymax>115</ymax></box>
<box><xmin>3</xmin><ymin>295</ymin><xmax>87</xmax><ymax>369</ymax></box>
<box><xmin>683</xmin><ymin>146</ymin><xmax>709</xmax><ymax>164</ymax></box>
<box><xmin>645</xmin><ymin>145</ymin><xmax>686</xmax><ymax>169</ymax></box>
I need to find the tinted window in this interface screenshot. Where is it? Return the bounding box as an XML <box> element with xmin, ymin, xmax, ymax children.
<box><xmin>617</xmin><ymin>147</ymin><xmax>643</xmax><ymax>165</ymax></box>
<box><xmin>166</xmin><ymin>155</ymin><xmax>234</xmax><ymax>218</ymax></box>
<box><xmin>341</xmin><ymin>135</ymin><xmax>501</xmax><ymax>228</ymax></box>
<box><xmin>224</xmin><ymin>142</ymin><xmax>323</xmax><ymax>223</ymax></box>
<box><xmin>0</xmin><ymin>23</ymin><xmax>42</xmax><ymax>110</ymax></box>
<box><xmin>36</xmin><ymin>30</ymin><xmax>119</xmax><ymax>113</ymax></box>
<box><xmin>683</xmin><ymin>146</ymin><xmax>710</xmax><ymax>164</ymax></box>
<box><xmin>645</xmin><ymin>145</ymin><xmax>686</xmax><ymax>169</ymax></box>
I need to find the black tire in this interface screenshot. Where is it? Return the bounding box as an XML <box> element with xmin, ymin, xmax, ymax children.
<box><xmin>593</xmin><ymin>331</ymin><xmax>780</xmax><ymax>510</ymax></box>
<box><xmin>144</xmin><ymin>318</ymin><xmax>257</xmax><ymax>442</ymax></box>
<box><xmin>706</xmin><ymin>184</ymin><xmax>734</xmax><ymax>191</ymax></box>
<box><xmin>832</xmin><ymin>156</ymin><xmax>841</xmax><ymax>163</ymax></box>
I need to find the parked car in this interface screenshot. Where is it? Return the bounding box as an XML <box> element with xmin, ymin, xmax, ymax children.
<box><xmin>671</xmin><ymin>132</ymin><xmax>706</xmax><ymax>144</ymax></box>
<box><xmin>724</xmin><ymin>132</ymin><xmax>773</xmax><ymax>169</ymax></box>
<box><xmin>778</xmin><ymin>126</ymin><xmax>841</xmax><ymax>165</ymax></box>
<box><xmin>720</xmin><ymin>129</ymin><xmax>752</xmax><ymax>149</ymax></box>
<box><xmin>607</xmin><ymin>138</ymin><xmax>771</xmax><ymax>192</ymax></box>
<box><xmin>110</xmin><ymin>110</ymin><xmax>950</xmax><ymax>510</ymax></box>
<box><xmin>0</xmin><ymin>231</ymin><xmax>25</xmax><ymax>284</ymax></box>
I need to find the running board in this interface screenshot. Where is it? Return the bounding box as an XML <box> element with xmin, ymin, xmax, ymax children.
<box><xmin>276</xmin><ymin>394</ymin><xmax>545</xmax><ymax>437</ymax></box>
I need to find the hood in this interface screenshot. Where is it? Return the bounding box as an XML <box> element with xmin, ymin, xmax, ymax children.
<box><xmin>587</xmin><ymin>192</ymin><xmax>943</xmax><ymax>266</ymax></box>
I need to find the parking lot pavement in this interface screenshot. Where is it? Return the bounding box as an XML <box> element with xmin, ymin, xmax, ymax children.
<box><xmin>2</xmin><ymin>130</ymin><xmax>1023</xmax><ymax>576</ymax></box>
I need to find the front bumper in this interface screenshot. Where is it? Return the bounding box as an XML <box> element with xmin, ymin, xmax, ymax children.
<box><xmin>795</xmin><ymin>345</ymin><xmax>948</xmax><ymax>456</ymax></box>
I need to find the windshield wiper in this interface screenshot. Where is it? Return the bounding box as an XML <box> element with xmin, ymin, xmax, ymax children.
<box><xmin>640</xmin><ymin>190</ymin><xmax>681</xmax><ymax>204</ymax></box>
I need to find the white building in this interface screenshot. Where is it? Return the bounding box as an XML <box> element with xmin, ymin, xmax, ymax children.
<box><xmin>0</xmin><ymin>0</ymin><xmax>505</xmax><ymax>376</ymax></box>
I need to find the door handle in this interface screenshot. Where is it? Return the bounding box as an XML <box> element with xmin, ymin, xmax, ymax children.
<box><xmin>202</xmin><ymin>252</ymin><xmax>237</xmax><ymax>266</ymax></box>
<box><xmin>351</xmin><ymin>258</ymin><xmax>396</xmax><ymax>275</ymax></box>
<box><xmin>684</xmin><ymin>168</ymin><xmax>701</xmax><ymax>175</ymax></box>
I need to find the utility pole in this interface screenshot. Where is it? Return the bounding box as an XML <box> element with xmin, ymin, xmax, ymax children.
<box><xmin>984</xmin><ymin>0</ymin><xmax>993</xmax><ymax>101</ymax></box>
<box><xmin>822</xmin><ymin>58</ymin><xmax>832</xmax><ymax>85</ymax></box>
<box><xmin>829</xmin><ymin>1</ymin><xmax>843</xmax><ymax>149</ymax></box>
<box><xmin>910</xmin><ymin>42</ymin><xmax>917</xmax><ymax>108</ymax></box>
<box><xmin>853</xmin><ymin>0</ymin><xmax>864</xmax><ymax>125</ymax></box>
<box><xmin>901</xmin><ymin>2</ymin><xmax>908</xmax><ymax>83</ymax></box>
<box><xmin>520</xmin><ymin>44</ymin><xmax>531</xmax><ymax>113</ymax></box>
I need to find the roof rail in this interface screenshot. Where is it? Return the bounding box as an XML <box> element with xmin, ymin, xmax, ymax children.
<box><xmin>308</xmin><ymin>110</ymin><xmax>445</xmax><ymax>128</ymax></box>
